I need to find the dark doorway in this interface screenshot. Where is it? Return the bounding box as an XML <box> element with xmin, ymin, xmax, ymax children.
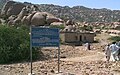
<box><xmin>79</xmin><ymin>35</ymin><xmax>82</xmax><ymax>41</ymax></box>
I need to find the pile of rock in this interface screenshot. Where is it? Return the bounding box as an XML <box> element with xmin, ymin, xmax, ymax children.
<box><xmin>0</xmin><ymin>1</ymin><xmax>62</xmax><ymax>26</ymax></box>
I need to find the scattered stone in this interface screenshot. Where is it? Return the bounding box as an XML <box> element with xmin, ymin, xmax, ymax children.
<box><xmin>68</xmin><ymin>73</ymin><xmax>75</xmax><ymax>75</ymax></box>
<box><xmin>40</xmin><ymin>65</ymin><xmax>44</xmax><ymax>69</ymax></box>
<box><xmin>61</xmin><ymin>56</ymin><xmax>66</xmax><ymax>58</ymax></box>
<box><xmin>50</xmin><ymin>69</ymin><xmax>55</xmax><ymax>73</ymax></box>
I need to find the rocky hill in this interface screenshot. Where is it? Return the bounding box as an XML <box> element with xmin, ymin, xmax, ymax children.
<box><xmin>0</xmin><ymin>0</ymin><xmax>10</xmax><ymax>8</ymax></box>
<box><xmin>38</xmin><ymin>4</ymin><xmax>120</xmax><ymax>22</ymax></box>
<box><xmin>0</xmin><ymin>1</ymin><xmax>120</xmax><ymax>22</ymax></box>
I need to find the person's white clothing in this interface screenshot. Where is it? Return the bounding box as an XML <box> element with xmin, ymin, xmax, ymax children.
<box><xmin>109</xmin><ymin>44</ymin><xmax>120</xmax><ymax>61</ymax></box>
<box><xmin>105</xmin><ymin>45</ymin><xmax>111</xmax><ymax>56</ymax></box>
<box><xmin>85</xmin><ymin>43</ymin><xmax>90</xmax><ymax>50</ymax></box>
<box><xmin>105</xmin><ymin>45</ymin><xmax>111</xmax><ymax>61</ymax></box>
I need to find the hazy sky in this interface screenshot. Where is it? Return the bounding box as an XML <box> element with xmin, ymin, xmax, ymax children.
<box><xmin>13</xmin><ymin>0</ymin><xmax>120</xmax><ymax>10</ymax></box>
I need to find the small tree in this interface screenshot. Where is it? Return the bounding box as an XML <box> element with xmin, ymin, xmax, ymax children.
<box><xmin>50</xmin><ymin>24</ymin><xmax>65</xmax><ymax>29</ymax></box>
<box><xmin>108</xmin><ymin>36</ymin><xmax>120</xmax><ymax>42</ymax></box>
<box><xmin>80</xmin><ymin>25</ymin><xmax>93</xmax><ymax>31</ymax></box>
<box><xmin>0</xmin><ymin>25</ymin><xmax>40</xmax><ymax>64</ymax></box>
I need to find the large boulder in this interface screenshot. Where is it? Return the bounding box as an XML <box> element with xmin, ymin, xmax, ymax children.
<box><xmin>42</xmin><ymin>12</ymin><xmax>60</xmax><ymax>25</ymax></box>
<box><xmin>7</xmin><ymin>15</ymin><xmax>16</xmax><ymax>25</ymax></box>
<box><xmin>1</xmin><ymin>1</ymin><xmax>26</xmax><ymax>17</ymax></box>
<box><xmin>21</xmin><ymin>16</ymin><xmax>28</xmax><ymax>25</ymax></box>
<box><xmin>1</xmin><ymin>1</ymin><xmax>16</xmax><ymax>16</ymax></box>
<box><xmin>64</xmin><ymin>25</ymin><xmax>74</xmax><ymax>31</ymax></box>
<box><xmin>7</xmin><ymin>20</ymin><xmax>14</xmax><ymax>25</ymax></box>
<box><xmin>30</xmin><ymin>12</ymin><xmax>47</xmax><ymax>26</ymax></box>
<box><xmin>66</xmin><ymin>20</ymin><xmax>74</xmax><ymax>25</ymax></box>
<box><xmin>21</xmin><ymin>11</ymin><xmax>37</xmax><ymax>25</ymax></box>
<box><xmin>13</xmin><ymin>7</ymin><xmax>29</xmax><ymax>25</ymax></box>
<box><xmin>21</xmin><ymin>11</ymin><xmax>61</xmax><ymax>26</ymax></box>
<box><xmin>8</xmin><ymin>15</ymin><xmax>16</xmax><ymax>21</ymax></box>
<box><xmin>30</xmin><ymin>5</ymin><xmax>39</xmax><ymax>12</ymax></box>
<box><xmin>6</xmin><ymin>2</ymin><xmax>26</xmax><ymax>16</ymax></box>
<box><xmin>7</xmin><ymin>15</ymin><xmax>16</xmax><ymax>24</ymax></box>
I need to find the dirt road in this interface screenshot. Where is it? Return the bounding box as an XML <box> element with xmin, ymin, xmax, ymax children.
<box><xmin>0</xmin><ymin>33</ymin><xmax>120</xmax><ymax>75</ymax></box>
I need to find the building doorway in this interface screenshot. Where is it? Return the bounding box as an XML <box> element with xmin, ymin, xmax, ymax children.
<box><xmin>79</xmin><ymin>35</ymin><xmax>82</xmax><ymax>41</ymax></box>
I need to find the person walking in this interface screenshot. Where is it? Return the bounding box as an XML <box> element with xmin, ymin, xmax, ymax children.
<box><xmin>105</xmin><ymin>44</ymin><xmax>111</xmax><ymax>62</ymax></box>
<box><xmin>109</xmin><ymin>42</ymin><xmax>120</xmax><ymax>61</ymax></box>
<box><xmin>85</xmin><ymin>42</ymin><xmax>91</xmax><ymax>50</ymax></box>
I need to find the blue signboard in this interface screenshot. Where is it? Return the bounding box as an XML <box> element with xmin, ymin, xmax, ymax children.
<box><xmin>31</xmin><ymin>27</ymin><xmax>59</xmax><ymax>47</ymax></box>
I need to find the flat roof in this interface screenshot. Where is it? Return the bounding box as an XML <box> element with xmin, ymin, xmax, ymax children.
<box><xmin>60</xmin><ymin>31</ymin><xmax>95</xmax><ymax>34</ymax></box>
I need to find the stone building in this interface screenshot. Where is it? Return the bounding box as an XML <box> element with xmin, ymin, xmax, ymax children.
<box><xmin>60</xmin><ymin>31</ymin><xmax>95</xmax><ymax>45</ymax></box>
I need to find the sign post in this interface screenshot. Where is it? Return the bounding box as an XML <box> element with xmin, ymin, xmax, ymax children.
<box><xmin>30</xmin><ymin>27</ymin><xmax>60</xmax><ymax>74</ymax></box>
<box><xmin>30</xmin><ymin>26</ymin><xmax>33</xmax><ymax>75</ymax></box>
<box><xmin>58</xmin><ymin>46</ymin><xmax>60</xmax><ymax>73</ymax></box>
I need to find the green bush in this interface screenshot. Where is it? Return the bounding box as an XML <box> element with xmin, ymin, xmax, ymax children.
<box><xmin>108</xmin><ymin>36</ymin><xmax>120</xmax><ymax>41</ymax></box>
<box><xmin>0</xmin><ymin>25</ymin><xmax>40</xmax><ymax>64</ymax></box>
<box><xmin>50</xmin><ymin>24</ymin><xmax>65</xmax><ymax>29</ymax></box>
<box><xmin>80</xmin><ymin>25</ymin><xmax>93</xmax><ymax>31</ymax></box>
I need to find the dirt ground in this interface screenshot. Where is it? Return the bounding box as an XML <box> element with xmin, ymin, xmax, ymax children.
<box><xmin>0</xmin><ymin>33</ymin><xmax>120</xmax><ymax>75</ymax></box>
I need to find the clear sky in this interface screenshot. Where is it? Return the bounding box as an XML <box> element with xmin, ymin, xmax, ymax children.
<box><xmin>13</xmin><ymin>0</ymin><xmax>120</xmax><ymax>10</ymax></box>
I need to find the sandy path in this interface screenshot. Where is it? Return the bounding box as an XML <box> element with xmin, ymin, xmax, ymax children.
<box><xmin>61</xmin><ymin>52</ymin><xmax>105</xmax><ymax>62</ymax></box>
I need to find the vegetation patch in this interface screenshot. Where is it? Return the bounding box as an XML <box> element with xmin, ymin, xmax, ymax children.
<box><xmin>108</xmin><ymin>36</ymin><xmax>120</xmax><ymax>42</ymax></box>
<box><xmin>0</xmin><ymin>25</ymin><xmax>41</xmax><ymax>64</ymax></box>
<box><xmin>80</xmin><ymin>26</ymin><xmax>93</xmax><ymax>31</ymax></box>
<box><xmin>50</xmin><ymin>24</ymin><xmax>65</xmax><ymax>29</ymax></box>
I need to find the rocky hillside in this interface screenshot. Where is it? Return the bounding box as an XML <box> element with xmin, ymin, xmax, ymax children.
<box><xmin>1</xmin><ymin>1</ymin><xmax>120</xmax><ymax>22</ymax></box>
<box><xmin>0</xmin><ymin>0</ymin><xmax>10</xmax><ymax>8</ymax></box>
<box><xmin>38</xmin><ymin>4</ymin><xmax>120</xmax><ymax>22</ymax></box>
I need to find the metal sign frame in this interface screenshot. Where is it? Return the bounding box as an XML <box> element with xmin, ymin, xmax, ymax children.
<box><xmin>30</xmin><ymin>26</ymin><xmax>60</xmax><ymax>74</ymax></box>
<box><xmin>31</xmin><ymin>27</ymin><xmax>59</xmax><ymax>47</ymax></box>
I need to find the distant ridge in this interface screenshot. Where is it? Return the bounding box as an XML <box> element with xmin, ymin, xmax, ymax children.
<box><xmin>0</xmin><ymin>1</ymin><xmax>120</xmax><ymax>22</ymax></box>
<box><xmin>0</xmin><ymin>0</ymin><xmax>11</xmax><ymax>8</ymax></box>
<box><xmin>38</xmin><ymin>4</ymin><xmax>120</xmax><ymax>22</ymax></box>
